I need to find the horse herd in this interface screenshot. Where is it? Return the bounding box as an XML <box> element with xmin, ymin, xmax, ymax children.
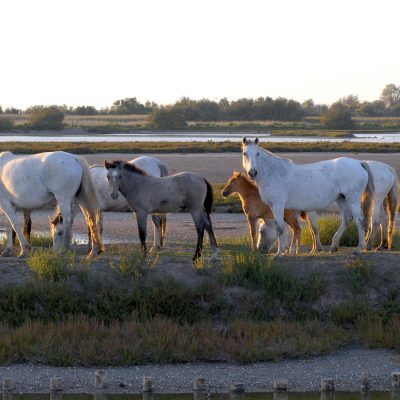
<box><xmin>0</xmin><ymin>137</ymin><xmax>398</xmax><ymax>261</ymax></box>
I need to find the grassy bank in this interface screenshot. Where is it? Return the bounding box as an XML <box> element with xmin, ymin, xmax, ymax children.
<box><xmin>0</xmin><ymin>141</ymin><xmax>400</xmax><ymax>154</ymax></box>
<box><xmin>0</xmin><ymin>229</ymin><xmax>398</xmax><ymax>365</ymax></box>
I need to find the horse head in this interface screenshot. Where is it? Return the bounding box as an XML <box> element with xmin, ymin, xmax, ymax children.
<box><xmin>105</xmin><ymin>160</ymin><xmax>123</xmax><ymax>199</ymax></box>
<box><xmin>242</xmin><ymin>137</ymin><xmax>260</xmax><ymax>180</ymax></box>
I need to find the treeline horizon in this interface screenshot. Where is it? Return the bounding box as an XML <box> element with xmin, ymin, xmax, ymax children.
<box><xmin>1</xmin><ymin>83</ymin><xmax>400</xmax><ymax>122</ymax></box>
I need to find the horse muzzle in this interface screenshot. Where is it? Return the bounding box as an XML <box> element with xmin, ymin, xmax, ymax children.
<box><xmin>248</xmin><ymin>169</ymin><xmax>258</xmax><ymax>179</ymax></box>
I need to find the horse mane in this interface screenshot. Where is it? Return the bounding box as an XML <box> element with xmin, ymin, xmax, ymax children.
<box><xmin>108</xmin><ymin>160</ymin><xmax>147</xmax><ymax>175</ymax></box>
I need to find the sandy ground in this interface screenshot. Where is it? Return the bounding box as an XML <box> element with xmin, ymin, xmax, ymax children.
<box><xmin>83</xmin><ymin>152</ymin><xmax>400</xmax><ymax>183</ymax></box>
<box><xmin>0</xmin><ymin>152</ymin><xmax>400</xmax><ymax>393</ymax></box>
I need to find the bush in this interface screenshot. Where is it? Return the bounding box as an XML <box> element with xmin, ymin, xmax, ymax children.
<box><xmin>148</xmin><ymin>107</ymin><xmax>187</xmax><ymax>129</ymax></box>
<box><xmin>0</xmin><ymin>116</ymin><xmax>14</xmax><ymax>131</ymax></box>
<box><xmin>321</xmin><ymin>102</ymin><xmax>354</xmax><ymax>129</ymax></box>
<box><xmin>28</xmin><ymin>106</ymin><xmax>65</xmax><ymax>130</ymax></box>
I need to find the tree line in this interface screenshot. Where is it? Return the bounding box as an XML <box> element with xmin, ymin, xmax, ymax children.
<box><xmin>1</xmin><ymin>83</ymin><xmax>400</xmax><ymax>119</ymax></box>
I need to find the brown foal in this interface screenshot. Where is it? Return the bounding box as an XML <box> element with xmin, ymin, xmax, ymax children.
<box><xmin>221</xmin><ymin>171</ymin><xmax>322</xmax><ymax>253</ymax></box>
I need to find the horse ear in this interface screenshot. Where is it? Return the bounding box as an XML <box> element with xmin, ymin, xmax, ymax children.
<box><xmin>104</xmin><ymin>160</ymin><xmax>112</xmax><ymax>169</ymax></box>
<box><xmin>242</xmin><ymin>137</ymin><xmax>248</xmax><ymax>145</ymax></box>
<box><xmin>255</xmin><ymin>137</ymin><xmax>259</xmax><ymax>145</ymax></box>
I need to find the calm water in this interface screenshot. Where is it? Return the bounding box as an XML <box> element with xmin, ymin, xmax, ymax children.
<box><xmin>9</xmin><ymin>392</ymin><xmax>394</xmax><ymax>400</ymax></box>
<box><xmin>0</xmin><ymin>132</ymin><xmax>400</xmax><ymax>143</ymax></box>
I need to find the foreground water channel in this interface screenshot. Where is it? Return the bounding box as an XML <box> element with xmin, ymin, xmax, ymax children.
<box><xmin>5</xmin><ymin>392</ymin><xmax>399</xmax><ymax>400</ymax></box>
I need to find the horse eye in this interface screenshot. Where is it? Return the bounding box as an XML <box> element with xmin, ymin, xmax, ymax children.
<box><xmin>58</xmin><ymin>232</ymin><xmax>63</xmax><ymax>236</ymax></box>
<box><xmin>256</xmin><ymin>152</ymin><xmax>260</xmax><ymax>156</ymax></box>
<box><xmin>243</xmin><ymin>152</ymin><xmax>247</xmax><ymax>157</ymax></box>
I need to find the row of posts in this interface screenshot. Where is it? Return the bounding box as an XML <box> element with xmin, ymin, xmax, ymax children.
<box><xmin>2</xmin><ymin>371</ymin><xmax>400</xmax><ymax>396</ymax></box>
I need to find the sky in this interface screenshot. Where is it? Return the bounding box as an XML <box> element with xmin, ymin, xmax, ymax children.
<box><xmin>1</xmin><ymin>0</ymin><xmax>400</xmax><ymax>109</ymax></box>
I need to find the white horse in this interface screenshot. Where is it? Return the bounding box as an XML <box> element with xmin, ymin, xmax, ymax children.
<box><xmin>241</xmin><ymin>137</ymin><xmax>374</xmax><ymax>256</ymax></box>
<box><xmin>0</xmin><ymin>151</ymin><xmax>104</xmax><ymax>257</ymax></box>
<box><xmin>50</xmin><ymin>156</ymin><xmax>169</xmax><ymax>250</ymax></box>
<box><xmin>362</xmin><ymin>160</ymin><xmax>399</xmax><ymax>250</ymax></box>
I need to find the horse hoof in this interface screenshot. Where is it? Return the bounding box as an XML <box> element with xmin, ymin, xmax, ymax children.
<box><xmin>330</xmin><ymin>245</ymin><xmax>338</xmax><ymax>253</ymax></box>
<box><xmin>352</xmin><ymin>248</ymin><xmax>361</xmax><ymax>256</ymax></box>
<box><xmin>17</xmin><ymin>252</ymin><xmax>27</xmax><ymax>258</ymax></box>
<box><xmin>211</xmin><ymin>251</ymin><xmax>219</xmax><ymax>262</ymax></box>
<box><xmin>1</xmin><ymin>249</ymin><xmax>12</xmax><ymax>257</ymax></box>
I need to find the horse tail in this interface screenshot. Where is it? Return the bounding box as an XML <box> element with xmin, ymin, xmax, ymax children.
<box><xmin>387</xmin><ymin>167</ymin><xmax>399</xmax><ymax>248</ymax></box>
<box><xmin>360</xmin><ymin>161</ymin><xmax>375</xmax><ymax>231</ymax></box>
<box><xmin>203</xmin><ymin>179</ymin><xmax>214</xmax><ymax>218</ymax></box>
<box><xmin>75</xmin><ymin>156</ymin><xmax>105</xmax><ymax>253</ymax></box>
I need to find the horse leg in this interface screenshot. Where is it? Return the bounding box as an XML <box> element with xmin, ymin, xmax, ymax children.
<box><xmin>4</xmin><ymin>219</ymin><xmax>15</xmax><ymax>257</ymax></box>
<box><xmin>160</xmin><ymin>213</ymin><xmax>167</xmax><ymax>246</ymax></box>
<box><xmin>23</xmin><ymin>209</ymin><xmax>32</xmax><ymax>243</ymax></box>
<box><xmin>190</xmin><ymin>210</ymin><xmax>205</xmax><ymax>261</ymax></box>
<box><xmin>330</xmin><ymin>198</ymin><xmax>353</xmax><ymax>253</ymax></box>
<box><xmin>247</xmin><ymin>215</ymin><xmax>258</xmax><ymax>250</ymax></box>
<box><xmin>308</xmin><ymin>211</ymin><xmax>323</xmax><ymax>253</ymax></box>
<box><xmin>271</xmin><ymin>205</ymin><xmax>286</xmax><ymax>257</ymax></box>
<box><xmin>135</xmin><ymin>210</ymin><xmax>148</xmax><ymax>256</ymax></box>
<box><xmin>150</xmin><ymin>214</ymin><xmax>162</xmax><ymax>251</ymax></box>
<box><xmin>377</xmin><ymin>204</ymin><xmax>389</xmax><ymax>250</ymax></box>
<box><xmin>366</xmin><ymin>202</ymin><xmax>383</xmax><ymax>251</ymax></box>
<box><xmin>348</xmin><ymin>199</ymin><xmax>367</xmax><ymax>255</ymax></box>
<box><xmin>204</xmin><ymin>212</ymin><xmax>218</xmax><ymax>261</ymax></box>
<box><xmin>1</xmin><ymin>203</ymin><xmax>30</xmax><ymax>257</ymax></box>
<box><xmin>56</xmin><ymin>200</ymin><xmax>74</xmax><ymax>251</ymax></box>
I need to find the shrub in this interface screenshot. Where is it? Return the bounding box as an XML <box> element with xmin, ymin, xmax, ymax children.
<box><xmin>148</xmin><ymin>107</ymin><xmax>187</xmax><ymax>129</ymax></box>
<box><xmin>0</xmin><ymin>116</ymin><xmax>14</xmax><ymax>131</ymax></box>
<box><xmin>28</xmin><ymin>106</ymin><xmax>65</xmax><ymax>130</ymax></box>
<box><xmin>321</xmin><ymin>102</ymin><xmax>354</xmax><ymax>129</ymax></box>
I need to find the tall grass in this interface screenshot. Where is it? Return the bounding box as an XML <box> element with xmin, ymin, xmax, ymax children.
<box><xmin>0</xmin><ymin>316</ymin><xmax>348</xmax><ymax>365</ymax></box>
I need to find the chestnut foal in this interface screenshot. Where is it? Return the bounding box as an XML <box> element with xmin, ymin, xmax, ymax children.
<box><xmin>221</xmin><ymin>171</ymin><xmax>322</xmax><ymax>254</ymax></box>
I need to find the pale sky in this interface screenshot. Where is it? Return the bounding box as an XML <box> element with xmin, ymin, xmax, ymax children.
<box><xmin>1</xmin><ymin>0</ymin><xmax>399</xmax><ymax>109</ymax></box>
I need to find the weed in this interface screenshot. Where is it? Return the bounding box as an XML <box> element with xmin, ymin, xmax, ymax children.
<box><xmin>27</xmin><ymin>249</ymin><xmax>75</xmax><ymax>281</ymax></box>
<box><xmin>343</xmin><ymin>259</ymin><xmax>375</xmax><ymax>295</ymax></box>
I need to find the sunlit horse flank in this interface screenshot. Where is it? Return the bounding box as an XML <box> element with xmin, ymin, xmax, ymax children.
<box><xmin>362</xmin><ymin>160</ymin><xmax>399</xmax><ymax>250</ymax></box>
<box><xmin>0</xmin><ymin>151</ymin><xmax>104</xmax><ymax>257</ymax></box>
<box><xmin>105</xmin><ymin>160</ymin><xmax>218</xmax><ymax>261</ymax></box>
<box><xmin>221</xmin><ymin>171</ymin><xmax>322</xmax><ymax>254</ymax></box>
<box><xmin>50</xmin><ymin>156</ymin><xmax>169</xmax><ymax>251</ymax></box>
<box><xmin>241</xmin><ymin>137</ymin><xmax>374</xmax><ymax>256</ymax></box>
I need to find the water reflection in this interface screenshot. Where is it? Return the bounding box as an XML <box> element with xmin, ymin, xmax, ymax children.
<box><xmin>7</xmin><ymin>391</ymin><xmax>396</xmax><ymax>400</ymax></box>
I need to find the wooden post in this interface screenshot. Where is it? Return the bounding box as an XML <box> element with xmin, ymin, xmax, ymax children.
<box><xmin>194</xmin><ymin>377</ymin><xmax>207</xmax><ymax>392</ymax></box>
<box><xmin>360</xmin><ymin>372</ymin><xmax>370</xmax><ymax>393</ymax></box>
<box><xmin>321</xmin><ymin>378</ymin><xmax>334</xmax><ymax>392</ymax></box>
<box><xmin>50</xmin><ymin>378</ymin><xmax>63</xmax><ymax>393</ymax></box>
<box><xmin>94</xmin><ymin>370</ymin><xmax>107</xmax><ymax>390</ymax></box>
<box><xmin>392</xmin><ymin>372</ymin><xmax>400</xmax><ymax>389</ymax></box>
<box><xmin>2</xmin><ymin>379</ymin><xmax>14</xmax><ymax>400</ymax></box>
<box><xmin>229</xmin><ymin>383</ymin><xmax>244</xmax><ymax>393</ymax></box>
<box><xmin>274</xmin><ymin>379</ymin><xmax>288</xmax><ymax>392</ymax></box>
<box><xmin>143</xmin><ymin>377</ymin><xmax>154</xmax><ymax>393</ymax></box>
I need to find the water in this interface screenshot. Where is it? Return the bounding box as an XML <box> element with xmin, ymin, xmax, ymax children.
<box><xmin>9</xmin><ymin>392</ymin><xmax>394</xmax><ymax>400</ymax></box>
<box><xmin>0</xmin><ymin>132</ymin><xmax>400</xmax><ymax>143</ymax></box>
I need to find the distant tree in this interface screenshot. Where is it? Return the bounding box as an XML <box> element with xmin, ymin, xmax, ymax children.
<box><xmin>5</xmin><ymin>107</ymin><xmax>21</xmax><ymax>114</ymax></box>
<box><xmin>0</xmin><ymin>105</ymin><xmax>3</xmax><ymax>114</ymax></box>
<box><xmin>337</xmin><ymin>94</ymin><xmax>360</xmax><ymax>114</ymax></box>
<box><xmin>301</xmin><ymin>99</ymin><xmax>328</xmax><ymax>116</ymax></box>
<box><xmin>74</xmin><ymin>105</ymin><xmax>98</xmax><ymax>115</ymax></box>
<box><xmin>148</xmin><ymin>107</ymin><xmax>187</xmax><ymax>129</ymax></box>
<box><xmin>320</xmin><ymin>102</ymin><xmax>354</xmax><ymax>129</ymax></box>
<box><xmin>0</xmin><ymin>116</ymin><xmax>14</xmax><ymax>131</ymax></box>
<box><xmin>357</xmin><ymin>100</ymin><xmax>385</xmax><ymax>117</ymax></box>
<box><xmin>110</xmin><ymin>97</ymin><xmax>147</xmax><ymax>114</ymax></box>
<box><xmin>380</xmin><ymin>84</ymin><xmax>400</xmax><ymax>110</ymax></box>
<box><xmin>28</xmin><ymin>106</ymin><xmax>65</xmax><ymax>130</ymax></box>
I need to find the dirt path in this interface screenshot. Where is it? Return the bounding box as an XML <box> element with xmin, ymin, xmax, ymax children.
<box><xmin>84</xmin><ymin>152</ymin><xmax>400</xmax><ymax>183</ymax></box>
<box><xmin>0</xmin><ymin>347</ymin><xmax>398</xmax><ymax>393</ymax></box>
